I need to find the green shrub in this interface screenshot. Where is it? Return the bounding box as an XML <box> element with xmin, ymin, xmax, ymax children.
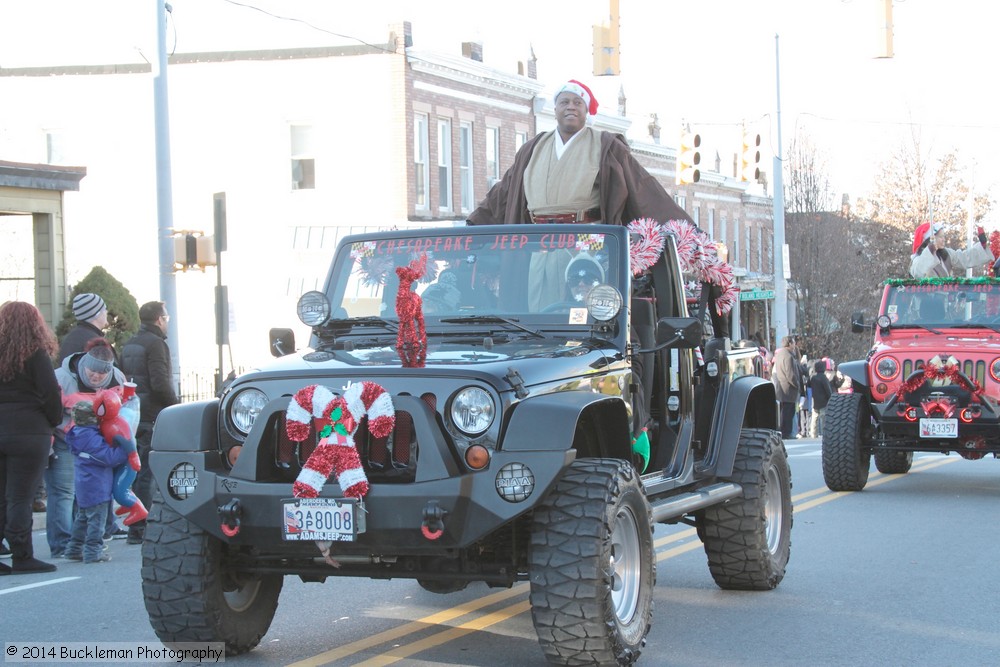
<box><xmin>57</xmin><ymin>266</ymin><xmax>140</xmax><ymax>351</ymax></box>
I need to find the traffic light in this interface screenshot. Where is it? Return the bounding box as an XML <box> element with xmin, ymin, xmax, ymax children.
<box><xmin>740</xmin><ymin>127</ymin><xmax>761</xmax><ymax>182</ymax></box>
<box><xmin>173</xmin><ymin>231</ymin><xmax>217</xmax><ymax>272</ymax></box>
<box><xmin>677</xmin><ymin>128</ymin><xmax>701</xmax><ymax>185</ymax></box>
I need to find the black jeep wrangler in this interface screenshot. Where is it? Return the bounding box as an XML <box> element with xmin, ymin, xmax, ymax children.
<box><xmin>140</xmin><ymin>223</ymin><xmax>791</xmax><ymax>665</ymax></box>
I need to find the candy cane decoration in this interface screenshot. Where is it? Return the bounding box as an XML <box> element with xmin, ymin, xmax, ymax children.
<box><xmin>285</xmin><ymin>382</ymin><xmax>395</xmax><ymax>499</ymax></box>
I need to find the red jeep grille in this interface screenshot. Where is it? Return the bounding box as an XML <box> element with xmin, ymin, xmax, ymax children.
<box><xmin>901</xmin><ymin>359</ymin><xmax>985</xmax><ymax>386</ymax></box>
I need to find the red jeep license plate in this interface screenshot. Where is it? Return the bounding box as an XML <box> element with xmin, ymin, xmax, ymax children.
<box><xmin>919</xmin><ymin>418</ymin><xmax>957</xmax><ymax>438</ymax></box>
<box><xmin>281</xmin><ymin>498</ymin><xmax>364</xmax><ymax>541</ymax></box>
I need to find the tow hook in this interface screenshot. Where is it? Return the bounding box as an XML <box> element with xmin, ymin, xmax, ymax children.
<box><xmin>421</xmin><ymin>500</ymin><xmax>446</xmax><ymax>540</ymax></box>
<box><xmin>219</xmin><ymin>499</ymin><xmax>242</xmax><ymax>537</ymax></box>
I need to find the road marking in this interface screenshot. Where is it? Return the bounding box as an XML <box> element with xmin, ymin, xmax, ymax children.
<box><xmin>294</xmin><ymin>456</ymin><xmax>963</xmax><ymax>666</ymax></box>
<box><xmin>284</xmin><ymin>585</ymin><xmax>528</xmax><ymax>667</ymax></box>
<box><xmin>351</xmin><ymin>601</ymin><xmax>533</xmax><ymax>667</ymax></box>
<box><xmin>0</xmin><ymin>576</ymin><xmax>80</xmax><ymax>595</ymax></box>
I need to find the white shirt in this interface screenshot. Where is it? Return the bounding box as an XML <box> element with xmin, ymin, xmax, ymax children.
<box><xmin>554</xmin><ymin>130</ymin><xmax>581</xmax><ymax>160</ymax></box>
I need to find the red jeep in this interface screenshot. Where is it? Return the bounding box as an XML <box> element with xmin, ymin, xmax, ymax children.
<box><xmin>822</xmin><ymin>277</ymin><xmax>1000</xmax><ymax>491</ymax></box>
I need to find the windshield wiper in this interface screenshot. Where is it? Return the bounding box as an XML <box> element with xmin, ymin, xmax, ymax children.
<box><xmin>439</xmin><ymin>315</ymin><xmax>545</xmax><ymax>339</ymax></box>
<box><xmin>891</xmin><ymin>323</ymin><xmax>943</xmax><ymax>335</ymax></box>
<box><xmin>323</xmin><ymin>316</ymin><xmax>398</xmax><ymax>333</ymax></box>
<box><xmin>946</xmin><ymin>322</ymin><xmax>1000</xmax><ymax>334</ymax></box>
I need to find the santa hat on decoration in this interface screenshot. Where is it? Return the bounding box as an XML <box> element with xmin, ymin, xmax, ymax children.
<box><xmin>553</xmin><ymin>79</ymin><xmax>599</xmax><ymax>116</ymax></box>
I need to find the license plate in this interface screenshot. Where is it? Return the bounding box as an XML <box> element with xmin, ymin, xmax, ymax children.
<box><xmin>919</xmin><ymin>418</ymin><xmax>958</xmax><ymax>438</ymax></box>
<box><xmin>281</xmin><ymin>497</ymin><xmax>365</xmax><ymax>541</ymax></box>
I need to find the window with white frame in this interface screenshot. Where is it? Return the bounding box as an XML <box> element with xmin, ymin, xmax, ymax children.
<box><xmin>693</xmin><ymin>206</ymin><xmax>700</xmax><ymax>227</ymax></box>
<box><xmin>438</xmin><ymin>119</ymin><xmax>453</xmax><ymax>212</ymax></box>
<box><xmin>515</xmin><ymin>131</ymin><xmax>527</xmax><ymax>152</ymax></box>
<box><xmin>459</xmin><ymin>122</ymin><xmax>474</xmax><ymax>213</ymax></box>
<box><xmin>675</xmin><ymin>194</ymin><xmax>686</xmax><ymax>210</ymax></box>
<box><xmin>707</xmin><ymin>209</ymin><xmax>715</xmax><ymax>238</ymax></box>
<box><xmin>746</xmin><ymin>227</ymin><xmax>752</xmax><ymax>268</ymax></box>
<box><xmin>732</xmin><ymin>218</ymin><xmax>739</xmax><ymax>266</ymax></box>
<box><xmin>486</xmin><ymin>126</ymin><xmax>500</xmax><ymax>186</ymax></box>
<box><xmin>290</xmin><ymin>124</ymin><xmax>315</xmax><ymax>190</ymax></box>
<box><xmin>758</xmin><ymin>227</ymin><xmax>764</xmax><ymax>272</ymax></box>
<box><xmin>414</xmin><ymin>114</ymin><xmax>429</xmax><ymax>210</ymax></box>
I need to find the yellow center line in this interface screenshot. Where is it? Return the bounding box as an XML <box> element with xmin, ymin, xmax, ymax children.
<box><xmin>295</xmin><ymin>454</ymin><xmax>961</xmax><ymax>667</ymax></box>
<box><xmin>351</xmin><ymin>601</ymin><xmax>533</xmax><ymax>667</ymax></box>
<box><xmin>284</xmin><ymin>585</ymin><xmax>528</xmax><ymax>667</ymax></box>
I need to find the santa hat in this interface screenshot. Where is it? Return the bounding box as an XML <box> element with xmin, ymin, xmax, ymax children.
<box><xmin>911</xmin><ymin>221</ymin><xmax>945</xmax><ymax>255</ymax></box>
<box><xmin>554</xmin><ymin>79</ymin><xmax>599</xmax><ymax>116</ymax></box>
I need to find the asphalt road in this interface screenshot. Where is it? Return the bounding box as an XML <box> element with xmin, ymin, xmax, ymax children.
<box><xmin>3</xmin><ymin>439</ymin><xmax>999</xmax><ymax>667</ymax></box>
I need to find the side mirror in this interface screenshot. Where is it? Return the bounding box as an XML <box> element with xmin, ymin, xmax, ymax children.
<box><xmin>851</xmin><ymin>311</ymin><xmax>865</xmax><ymax>334</ymax></box>
<box><xmin>269</xmin><ymin>328</ymin><xmax>295</xmax><ymax>358</ymax></box>
<box><xmin>642</xmin><ymin>316</ymin><xmax>703</xmax><ymax>352</ymax></box>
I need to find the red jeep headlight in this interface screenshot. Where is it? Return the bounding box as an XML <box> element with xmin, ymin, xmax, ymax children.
<box><xmin>874</xmin><ymin>356</ymin><xmax>899</xmax><ymax>381</ymax></box>
<box><xmin>990</xmin><ymin>358</ymin><xmax>1000</xmax><ymax>383</ymax></box>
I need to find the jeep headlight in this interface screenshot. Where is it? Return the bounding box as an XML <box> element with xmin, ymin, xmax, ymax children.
<box><xmin>874</xmin><ymin>356</ymin><xmax>899</xmax><ymax>381</ymax></box>
<box><xmin>450</xmin><ymin>386</ymin><xmax>495</xmax><ymax>436</ymax></box>
<box><xmin>231</xmin><ymin>388</ymin><xmax>268</xmax><ymax>435</ymax></box>
<box><xmin>297</xmin><ymin>290</ymin><xmax>331</xmax><ymax>327</ymax></box>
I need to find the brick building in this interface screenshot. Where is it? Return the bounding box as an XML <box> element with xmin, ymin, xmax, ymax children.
<box><xmin>0</xmin><ymin>19</ymin><xmax>775</xmax><ymax>375</ymax></box>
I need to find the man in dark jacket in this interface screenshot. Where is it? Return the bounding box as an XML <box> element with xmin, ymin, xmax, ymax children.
<box><xmin>120</xmin><ymin>301</ymin><xmax>179</xmax><ymax>543</ymax></box>
<box><xmin>57</xmin><ymin>293</ymin><xmax>109</xmax><ymax>364</ymax></box>
<box><xmin>808</xmin><ymin>359</ymin><xmax>833</xmax><ymax>438</ymax></box>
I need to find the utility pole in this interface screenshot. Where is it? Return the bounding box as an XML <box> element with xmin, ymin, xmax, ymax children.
<box><xmin>772</xmin><ymin>33</ymin><xmax>789</xmax><ymax>343</ymax></box>
<box><xmin>154</xmin><ymin>1</ymin><xmax>180</xmax><ymax>386</ymax></box>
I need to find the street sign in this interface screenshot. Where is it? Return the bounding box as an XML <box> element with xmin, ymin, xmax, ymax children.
<box><xmin>740</xmin><ymin>288</ymin><xmax>775</xmax><ymax>301</ymax></box>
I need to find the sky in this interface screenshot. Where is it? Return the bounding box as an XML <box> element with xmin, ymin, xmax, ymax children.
<box><xmin>2</xmin><ymin>0</ymin><xmax>998</xmax><ymax>207</ymax></box>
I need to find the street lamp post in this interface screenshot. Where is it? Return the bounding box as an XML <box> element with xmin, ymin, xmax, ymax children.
<box><xmin>772</xmin><ymin>33</ymin><xmax>789</xmax><ymax>343</ymax></box>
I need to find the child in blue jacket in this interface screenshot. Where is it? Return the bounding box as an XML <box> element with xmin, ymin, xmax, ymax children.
<box><xmin>63</xmin><ymin>401</ymin><xmax>129</xmax><ymax>563</ymax></box>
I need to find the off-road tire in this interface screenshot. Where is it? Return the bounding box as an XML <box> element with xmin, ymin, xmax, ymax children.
<box><xmin>874</xmin><ymin>449</ymin><xmax>913</xmax><ymax>474</ymax></box>
<box><xmin>141</xmin><ymin>488</ymin><xmax>283</xmax><ymax>655</ymax></box>
<box><xmin>529</xmin><ymin>458</ymin><xmax>655</xmax><ymax>666</ymax></box>
<box><xmin>822</xmin><ymin>393</ymin><xmax>872</xmax><ymax>491</ymax></box>
<box><xmin>697</xmin><ymin>428</ymin><xmax>792</xmax><ymax>590</ymax></box>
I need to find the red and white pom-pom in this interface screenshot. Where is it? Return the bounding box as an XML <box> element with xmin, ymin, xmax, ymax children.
<box><xmin>285</xmin><ymin>382</ymin><xmax>395</xmax><ymax>499</ymax></box>
<box><xmin>627</xmin><ymin>218</ymin><xmax>666</xmax><ymax>275</ymax></box>
<box><xmin>661</xmin><ymin>218</ymin><xmax>705</xmax><ymax>274</ymax></box>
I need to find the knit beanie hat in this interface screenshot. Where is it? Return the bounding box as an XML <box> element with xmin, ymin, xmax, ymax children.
<box><xmin>72</xmin><ymin>293</ymin><xmax>106</xmax><ymax>321</ymax></box>
<box><xmin>72</xmin><ymin>400</ymin><xmax>98</xmax><ymax>427</ymax></box>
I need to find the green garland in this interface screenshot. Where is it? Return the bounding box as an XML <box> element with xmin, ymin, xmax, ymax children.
<box><xmin>885</xmin><ymin>276</ymin><xmax>1000</xmax><ymax>287</ymax></box>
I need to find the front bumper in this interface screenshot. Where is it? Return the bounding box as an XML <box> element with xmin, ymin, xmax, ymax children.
<box><xmin>149</xmin><ymin>393</ymin><xmax>575</xmax><ymax>555</ymax></box>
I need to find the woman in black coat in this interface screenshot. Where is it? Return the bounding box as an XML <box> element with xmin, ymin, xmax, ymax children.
<box><xmin>0</xmin><ymin>301</ymin><xmax>63</xmax><ymax>574</ymax></box>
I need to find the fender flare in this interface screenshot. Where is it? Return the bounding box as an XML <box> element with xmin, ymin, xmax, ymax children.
<box><xmin>502</xmin><ymin>391</ymin><xmax>630</xmax><ymax>457</ymax></box>
<box><xmin>838</xmin><ymin>359</ymin><xmax>869</xmax><ymax>393</ymax></box>
<box><xmin>151</xmin><ymin>399</ymin><xmax>218</xmax><ymax>451</ymax></box>
<box><xmin>712</xmin><ymin>375</ymin><xmax>778</xmax><ymax>478</ymax></box>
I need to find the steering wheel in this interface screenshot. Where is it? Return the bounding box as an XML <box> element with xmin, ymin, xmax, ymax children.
<box><xmin>540</xmin><ymin>301</ymin><xmax>579</xmax><ymax>314</ymax></box>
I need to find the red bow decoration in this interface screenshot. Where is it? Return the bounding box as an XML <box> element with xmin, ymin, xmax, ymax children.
<box><xmin>895</xmin><ymin>355</ymin><xmax>983</xmax><ymax>400</ymax></box>
<box><xmin>919</xmin><ymin>395</ymin><xmax>956</xmax><ymax>419</ymax></box>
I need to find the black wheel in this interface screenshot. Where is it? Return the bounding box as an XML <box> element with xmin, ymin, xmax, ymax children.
<box><xmin>529</xmin><ymin>459</ymin><xmax>655</xmax><ymax>666</ymax></box>
<box><xmin>697</xmin><ymin>428</ymin><xmax>792</xmax><ymax>590</ymax></box>
<box><xmin>874</xmin><ymin>449</ymin><xmax>913</xmax><ymax>474</ymax></box>
<box><xmin>141</xmin><ymin>488</ymin><xmax>282</xmax><ymax>655</ymax></box>
<box><xmin>822</xmin><ymin>393</ymin><xmax>872</xmax><ymax>491</ymax></box>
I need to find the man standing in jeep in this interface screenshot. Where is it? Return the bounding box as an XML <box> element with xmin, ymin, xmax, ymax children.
<box><xmin>467</xmin><ymin>78</ymin><xmax>691</xmax><ymax>228</ymax></box>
